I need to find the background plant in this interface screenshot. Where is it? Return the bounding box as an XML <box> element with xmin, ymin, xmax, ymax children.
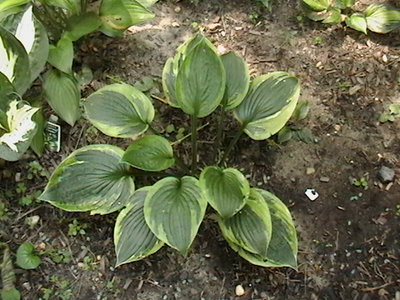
<box><xmin>39</xmin><ymin>34</ymin><xmax>299</xmax><ymax>268</ymax></box>
<box><xmin>0</xmin><ymin>0</ymin><xmax>158</xmax><ymax>161</ymax></box>
<box><xmin>301</xmin><ymin>0</ymin><xmax>400</xmax><ymax>34</ymax></box>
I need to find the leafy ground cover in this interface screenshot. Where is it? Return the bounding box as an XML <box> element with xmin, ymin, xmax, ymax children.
<box><xmin>1</xmin><ymin>0</ymin><xmax>399</xmax><ymax>299</ymax></box>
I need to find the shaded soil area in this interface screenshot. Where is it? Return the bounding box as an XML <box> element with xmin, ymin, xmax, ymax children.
<box><xmin>1</xmin><ymin>0</ymin><xmax>399</xmax><ymax>299</ymax></box>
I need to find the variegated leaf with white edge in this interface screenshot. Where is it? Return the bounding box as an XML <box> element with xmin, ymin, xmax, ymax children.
<box><xmin>39</xmin><ymin>144</ymin><xmax>135</xmax><ymax>215</ymax></box>
<box><xmin>114</xmin><ymin>187</ymin><xmax>164</xmax><ymax>266</ymax></box>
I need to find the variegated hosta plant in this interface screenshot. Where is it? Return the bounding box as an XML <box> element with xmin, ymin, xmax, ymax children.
<box><xmin>40</xmin><ymin>34</ymin><xmax>299</xmax><ymax>268</ymax></box>
<box><xmin>301</xmin><ymin>0</ymin><xmax>400</xmax><ymax>34</ymax></box>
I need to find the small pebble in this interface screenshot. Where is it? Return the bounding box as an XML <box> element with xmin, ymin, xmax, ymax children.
<box><xmin>171</xmin><ymin>21</ymin><xmax>180</xmax><ymax>27</ymax></box>
<box><xmin>235</xmin><ymin>284</ymin><xmax>245</xmax><ymax>296</ymax></box>
<box><xmin>333</xmin><ymin>124</ymin><xmax>341</xmax><ymax>131</ymax></box>
<box><xmin>306</xmin><ymin>167</ymin><xmax>315</xmax><ymax>175</ymax></box>
<box><xmin>320</xmin><ymin>176</ymin><xmax>330</xmax><ymax>183</ymax></box>
<box><xmin>174</xmin><ymin>6</ymin><xmax>181</xmax><ymax>13</ymax></box>
<box><xmin>378</xmin><ymin>166</ymin><xmax>395</xmax><ymax>183</ymax></box>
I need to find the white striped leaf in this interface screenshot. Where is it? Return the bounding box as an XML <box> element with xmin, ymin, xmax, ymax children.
<box><xmin>176</xmin><ymin>39</ymin><xmax>225</xmax><ymax>118</ymax></box>
<box><xmin>84</xmin><ymin>83</ymin><xmax>154</xmax><ymax>138</ymax></box>
<box><xmin>43</xmin><ymin>69</ymin><xmax>81</xmax><ymax>126</ymax></box>
<box><xmin>122</xmin><ymin>135</ymin><xmax>175</xmax><ymax>171</ymax></box>
<box><xmin>346</xmin><ymin>13</ymin><xmax>367</xmax><ymax>34</ymax></box>
<box><xmin>0</xmin><ymin>0</ymin><xmax>30</xmax><ymax>20</ymax></box>
<box><xmin>39</xmin><ymin>144</ymin><xmax>135</xmax><ymax>214</ymax></box>
<box><xmin>200</xmin><ymin>166</ymin><xmax>249</xmax><ymax>218</ymax></box>
<box><xmin>0</xmin><ymin>25</ymin><xmax>30</xmax><ymax>95</ymax></box>
<box><xmin>365</xmin><ymin>4</ymin><xmax>400</xmax><ymax>34</ymax></box>
<box><xmin>114</xmin><ymin>187</ymin><xmax>164</xmax><ymax>266</ymax></box>
<box><xmin>234</xmin><ymin>72</ymin><xmax>300</xmax><ymax>140</ymax></box>
<box><xmin>221</xmin><ymin>52</ymin><xmax>249</xmax><ymax>110</ymax></box>
<box><xmin>0</xmin><ymin>100</ymin><xmax>38</xmax><ymax>161</ymax></box>
<box><xmin>256</xmin><ymin>188</ymin><xmax>298</xmax><ymax>268</ymax></box>
<box><xmin>218</xmin><ymin>189</ymin><xmax>272</xmax><ymax>258</ymax></box>
<box><xmin>144</xmin><ymin>176</ymin><xmax>207</xmax><ymax>255</ymax></box>
<box><xmin>3</xmin><ymin>5</ymin><xmax>49</xmax><ymax>82</ymax></box>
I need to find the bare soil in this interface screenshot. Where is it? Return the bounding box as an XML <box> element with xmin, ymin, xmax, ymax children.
<box><xmin>1</xmin><ymin>0</ymin><xmax>400</xmax><ymax>299</ymax></box>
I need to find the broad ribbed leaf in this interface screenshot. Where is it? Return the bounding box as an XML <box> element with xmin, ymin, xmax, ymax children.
<box><xmin>176</xmin><ymin>39</ymin><xmax>225</xmax><ymax>117</ymax></box>
<box><xmin>234</xmin><ymin>72</ymin><xmax>300</xmax><ymax>140</ymax></box>
<box><xmin>0</xmin><ymin>72</ymin><xmax>15</xmax><ymax>107</ymax></box>
<box><xmin>301</xmin><ymin>0</ymin><xmax>330</xmax><ymax>11</ymax></box>
<box><xmin>200</xmin><ymin>166</ymin><xmax>249</xmax><ymax>218</ymax></box>
<box><xmin>99</xmin><ymin>0</ymin><xmax>132</xmax><ymax>37</ymax></box>
<box><xmin>0</xmin><ymin>100</ymin><xmax>38</xmax><ymax>161</ymax></box>
<box><xmin>4</xmin><ymin>6</ymin><xmax>49</xmax><ymax>82</ymax></box>
<box><xmin>84</xmin><ymin>83</ymin><xmax>154</xmax><ymax>138</ymax></box>
<box><xmin>336</xmin><ymin>0</ymin><xmax>354</xmax><ymax>8</ymax></box>
<box><xmin>30</xmin><ymin>108</ymin><xmax>45</xmax><ymax>156</ymax></box>
<box><xmin>114</xmin><ymin>187</ymin><xmax>164</xmax><ymax>266</ymax></box>
<box><xmin>256</xmin><ymin>189</ymin><xmax>298</xmax><ymax>268</ymax></box>
<box><xmin>63</xmin><ymin>12</ymin><xmax>102</xmax><ymax>41</ymax></box>
<box><xmin>41</xmin><ymin>0</ymin><xmax>81</xmax><ymax>15</ymax></box>
<box><xmin>346</xmin><ymin>13</ymin><xmax>367</xmax><ymax>34</ymax></box>
<box><xmin>144</xmin><ymin>176</ymin><xmax>207</xmax><ymax>254</ymax></box>
<box><xmin>365</xmin><ymin>3</ymin><xmax>400</xmax><ymax>34</ymax></box>
<box><xmin>47</xmin><ymin>37</ymin><xmax>73</xmax><ymax>74</ymax></box>
<box><xmin>305</xmin><ymin>9</ymin><xmax>330</xmax><ymax>21</ymax></box>
<box><xmin>122</xmin><ymin>0</ymin><xmax>154</xmax><ymax>25</ymax></box>
<box><xmin>39</xmin><ymin>144</ymin><xmax>135</xmax><ymax>214</ymax></box>
<box><xmin>122</xmin><ymin>135</ymin><xmax>175</xmax><ymax>171</ymax></box>
<box><xmin>162</xmin><ymin>34</ymin><xmax>208</xmax><ymax>108</ymax></box>
<box><xmin>136</xmin><ymin>0</ymin><xmax>158</xmax><ymax>7</ymax></box>
<box><xmin>218</xmin><ymin>189</ymin><xmax>272</xmax><ymax>258</ymax></box>
<box><xmin>43</xmin><ymin>69</ymin><xmax>81</xmax><ymax>126</ymax></box>
<box><xmin>221</xmin><ymin>52</ymin><xmax>249</xmax><ymax>110</ymax></box>
<box><xmin>0</xmin><ymin>25</ymin><xmax>30</xmax><ymax>95</ymax></box>
<box><xmin>322</xmin><ymin>7</ymin><xmax>342</xmax><ymax>24</ymax></box>
<box><xmin>0</xmin><ymin>0</ymin><xmax>29</xmax><ymax>20</ymax></box>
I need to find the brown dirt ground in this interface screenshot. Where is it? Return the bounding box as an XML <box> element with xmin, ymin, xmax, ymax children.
<box><xmin>1</xmin><ymin>0</ymin><xmax>400</xmax><ymax>299</ymax></box>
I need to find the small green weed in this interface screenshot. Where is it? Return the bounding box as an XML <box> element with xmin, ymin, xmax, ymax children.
<box><xmin>68</xmin><ymin>219</ymin><xmax>88</xmax><ymax>236</ymax></box>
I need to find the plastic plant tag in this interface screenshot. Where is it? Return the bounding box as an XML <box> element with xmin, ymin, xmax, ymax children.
<box><xmin>45</xmin><ymin>121</ymin><xmax>61</xmax><ymax>152</ymax></box>
<box><xmin>305</xmin><ymin>188</ymin><xmax>319</xmax><ymax>201</ymax></box>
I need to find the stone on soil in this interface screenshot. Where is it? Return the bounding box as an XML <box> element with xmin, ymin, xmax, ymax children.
<box><xmin>378</xmin><ymin>166</ymin><xmax>395</xmax><ymax>183</ymax></box>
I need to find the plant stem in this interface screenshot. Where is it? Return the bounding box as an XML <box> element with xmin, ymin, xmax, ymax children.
<box><xmin>191</xmin><ymin>115</ymin><xmax>199</xmax><ymax>174</ymax></box>
<box><xmin>219</xmin><ymin>126</ymin><xmax>244</xmax><ymax>166</ymax></box>
<box><xmin>213</xmin><ymin>106</ymin><xmax>226</xmax><ymax>164</ymax></box>
<box><xmin>171</xmin><ymin>123</ymin><xmax>209</xmax><ymax>146</ymax></box>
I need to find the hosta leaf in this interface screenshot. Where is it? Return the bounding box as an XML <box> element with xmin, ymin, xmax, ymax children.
<box><xmin>122</xmin><ymin>135</ymin><xmax>175</xmax><ymax>171</ymax></box>
<box><xmin>99</xmin><ymin>0</ymin><xmax>132</xmax><ymax>37</ymax></box>
<box><xmin>16</xmin><ymin>242</ymin><xmax>41</xmax><ymax>270</ymax></box>
<box><xmin>256</xmin><ymin>189</ymin><xmax>298</xmax><ymax>268</ymax></box>
<box><xmin>346</xmin><ymin>13</ymin><xmax>367</xmax><ymax>34</ymax></box>
<box><xmin>200</xmin><ymin>166</ymin><xmax>249</xmax><ymax>218</ymax></box>
<box><xmin>0</xmin><ymin>71</ymin><xmax>16</xmax><ymax>108</ymax></box>
<box><xmin>84</xmin><ymin>83</ymin><xmax>154</xmax><ymax>138</ymax></box>
<box><xmin>39</xmin><ymin>144</ymin><xmax>135</xmax><ymax>214</ymax></box>
<box><xmin>0</xmin><ymin>25</ymin><xmax>30</xmax><ymax>95</ymax></box>
<box><xmin>144</xmin><ymin>176</ymin><xmax>207</xmax><ymax>255</ymax></box>
<box><xmin>305</xmin><ymin>9</ymin><xmax>330</xmax><ymax>21</ymax></box>
<box><xmin>294</xmin><ymin>100</ymin><xmax>310</xmax><ymax>121</ymax></box>
<box><xmin>335</xmin><ymin>0</ymin><xmax>354</xmax><ymax>8</ymax></box>
<box><xmin>30</xmin><ymin>108</ymin><xmax>45</xmax><ymax>156</ymax></box>
<box><xmin>218</xmin><ymin>189</ymin><xmax>272</xmax><ymax>258</ymax></box>
<box><xmin>3</xmin><ymin>6</ymin><xmax>49</xmax><ymax>82</ymax></box>
<box><xmin>47</xmin><ymin>37</ymin><xmax>73</xmax><ymax>74</ymax></box>
<box><xmin>43</xmin><ymin>69</ymin><xmax>81</xmax><ymax>126</ymax></box>
<box><xmin>122</xmin><ymin>0</ymin><xmax>155</xmax><ymax>26</ymax></box>
<box><xmin>0</xmin><ymin>100</ymin><xmax>38</xmax><ymax>161</ymax></box>
<box><xmin>41</xmin><ymin>0</ymin><xmax>81</xmax><ymax>15</ymax></box>
<box><xmin>234</xmin><ymin>72</ymin><xmax>300</xmax><ymax>140</ymax></box>
<box><xmin>322</xmin><ymin>7</ymin><xmax>342</xmax><ymax>24</ymax></box>
<box><xmin>176</xmin><ymin>39</ymin><xmax>225</xmax><ymax>117</ymax></box>
<box><xmin>63</xmin><ymin>12</ymin><xmax>102</xmax><ymax>42</ymax></box>
<box><xmin>0</xmin><ymin>0</ymin><xmax>29</xmax><ymax>20</ymax></box>
<box><xmin>221</xmin><ymin>51</ymin><xmax>250</xmax><ymax>110</ymax></box>
<box><xmin>162</xmin><ymin>34</ymin><xmax>209</xmax><ymax>108</ymax></box>
<box><xmin>364</xmin><ymin>3</ymin><xmax>400</xmax><ymax>34</ymax></box>
<box><xmin>114</xmin><ymin>187</ymin><xmax>164</xmax><ymax>266</ymax></box>
<box><xmin>301</xmin><ymin>0</ymin><xmax>330</xmax><ymax>11</ymax></box>
<box><xmin>135</xmin><ymin>0</ymin><xmax>158</xmax><ymax>8</ymax></box>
